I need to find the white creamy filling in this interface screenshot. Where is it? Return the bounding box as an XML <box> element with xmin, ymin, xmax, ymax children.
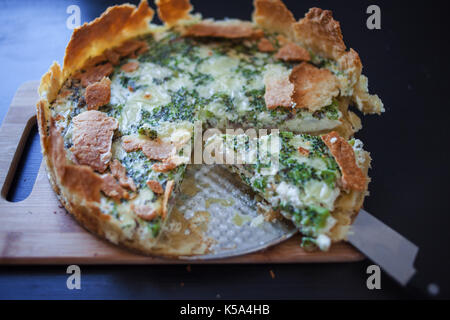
<box><xmin>274</xmin><ymin>180</ymin><xmax>338</xmax><ymax>212</ymax></box>
<box><xmin>316</xmin><ymin>234</ymin><xmax>331</xmax><ymax>251</ymax></box>
<box><xmin>303</xmin><ymin>180</ymin><xmax>340</xmax><ymax>211</ymax></box>
<box><xmin>275</xmin><ymin>182</ymin><xmax>302</xmax><ymax>207</ymax></box>
<box><xmin>352</xmin><ymin>139</ymin><xmax>366</xmax><ymax>168</ymax></box>
<box><xmin>281</xmin><ymin>117</ymin><xmax>341</xmax><ymax>133</ymax></box>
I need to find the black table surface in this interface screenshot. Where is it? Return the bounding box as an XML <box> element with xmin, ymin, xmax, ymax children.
<box><xmin>0</xmin><ymin>0</ymin><xmax>449</xmax><ymax>299</ymax></box>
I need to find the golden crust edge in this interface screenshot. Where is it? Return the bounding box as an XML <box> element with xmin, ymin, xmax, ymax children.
<box><xmin>330</xmin><ymin>151</ymin><xmax>371</xmax><ymax>242</ymax></box>
<box><xmin>63</xmin><ymin>0</ymin><xmax>154</xmax><ymax>80</ymax></box>
<box><xmin>252</xmin><ymin>0</ymin><xmax>296</xmax><ymax>38</ymax></box>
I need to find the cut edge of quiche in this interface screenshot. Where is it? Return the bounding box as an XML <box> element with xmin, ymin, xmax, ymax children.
<box><xmin>205</xmin><ymin>131</ymin><xmax>371</xmax><ymax>251</ymax></box>
<box><xmin>36</xmin><ymin>0</ymin><xmax>382</xmax><ymax>256</ymax></box>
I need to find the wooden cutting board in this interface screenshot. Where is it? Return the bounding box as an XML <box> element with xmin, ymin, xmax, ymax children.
<box><xmin>0</xmin><ymin>81</ymin><xmax>364</xmax><ymax>264</ymax></box>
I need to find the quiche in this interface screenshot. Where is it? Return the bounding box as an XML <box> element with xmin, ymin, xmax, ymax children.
<box><xmin>36</xmin><ymin>0</ymin><xmax>383</xmax><ymax>256</ymax></box>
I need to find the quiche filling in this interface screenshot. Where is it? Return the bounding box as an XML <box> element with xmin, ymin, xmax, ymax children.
<box><xmin>46</xmin><ymin>8</ymin><xmax>378</xmax><ymax>252</ymax></box>
<box><xmin>205</xmin><ymin>132</ymin><xmax>368</xmax><ymax>251</ymax></box>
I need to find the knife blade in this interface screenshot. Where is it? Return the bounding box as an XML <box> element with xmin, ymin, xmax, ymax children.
<box><xmin>347</xmin><ymin>209</ymin><xmax>440</xmax><ymax>297</ymax></box>
<box><xmin>348</xmin><ymin>209</ymin><xmax>418</xmax><ymax>285</ymax></box>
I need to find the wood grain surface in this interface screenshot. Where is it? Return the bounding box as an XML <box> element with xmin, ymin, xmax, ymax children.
<box><xmin>0</xmin><ymin>81</ymin><xmax>364</xmax><ymax>265</ymax></box>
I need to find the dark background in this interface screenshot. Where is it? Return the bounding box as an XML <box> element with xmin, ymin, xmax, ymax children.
<box><xmin>0</xmin><ymin>0</ymin><xmax>449</xmax><ymax>299</ymax></box>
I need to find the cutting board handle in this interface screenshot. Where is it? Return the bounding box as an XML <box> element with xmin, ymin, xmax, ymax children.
<box><xmin>0</xmin><ymin>81</ymin><xmax>40</xmax><ymax>201</ymax></box>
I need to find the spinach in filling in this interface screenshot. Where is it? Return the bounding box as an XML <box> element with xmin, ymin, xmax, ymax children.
<box><xmin>119</xmin><ymin>75</ymin><xmax>147</xmax><ymax>91</ymax></box>
<box><xmin>135</xmin><ymin>32</ymin><xmax>341</xmax><ymax>131</ymax></box>
<box><xmin>138</xmin><ymin>33</ymin><xmax>205</xmax><ymax>72</ymax></box>
<box><xmin>140</xmin><ymin>87</ymin><xmax>200</xmax><ymax>126</ymax></box>
<box><xmin>213</xmin><ymin>132</ymin><xmax>342</xmax><ymax>244</ymax></box>
<box><xmin>120</xmin><ymin>150</ymin><xmax>184</xmax><ymax>189</ymax></box>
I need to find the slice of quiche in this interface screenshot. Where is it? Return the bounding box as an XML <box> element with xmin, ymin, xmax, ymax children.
<box><xmin>36</xmin><ymin>0</ymin><xmax>382</xmax><ymax>255</ymax></box>
<box><xmin>205</xmin><ymin>130</ymin><xmax>370</xmax><ymax>250</ymax></box>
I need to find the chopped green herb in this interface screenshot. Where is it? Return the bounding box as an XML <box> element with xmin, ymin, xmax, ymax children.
<box><xmin>138</xmin><ymin>126</ymin><xmax>158</xmax><ymax>139</ymax></box>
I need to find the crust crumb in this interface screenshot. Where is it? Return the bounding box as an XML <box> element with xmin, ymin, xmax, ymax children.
<box><xmin>184</xmin><ymin>21</ymin><xmax>262</xmax><ymax>39</ymax></box>
<box><xmin>298</xmin><ymin>147</ymin><xmax>309</xmax><ymax>156</ymax></box>
<box><xmin>152</xmin><ymin>161</ymin><xmax>178</xmax><ymax>173</ymax></box>
<box><xmin>258</xmin><ymin>38</ymin><xmax>275</xmax><ymax>52</ymax></box>
<box><xmin>289</xmin><ymin>62</ymin><xmax>339</xmax><ymax>111</ymax></box>
<box><xmin>84</xmin><ymin>54</ymin><xmax>107</xmax><ymax>68</ymax></box>
<box><xmin>48</xmin><ymin>124</ymin><xmax>103</xmax><ymax>203</ymax></box>
<box><xmin>136</xmin><ymin>42</ymin><xmax>149</xmax><ymax>55</ymax></box>
<box><xmin>121</xmin><ymin>61</ymin><xmax>139</xmax><ymax>72</ymax></box>
<box><xmin>250</xmin><ymin>29</ymin><xmax>265</xmax><ymax>39</ymax></box>
<box><xmin>162</xmin><ymin>180</ymin><xmax>175</xmax><ymax>219</ymax></box>
<box><xmin>80</xmin><ymin>63</ymin><xmax>113</xmax><ymax>87</ymax></box>
<box><xmin>110</xmin><ymin>159</ymin><xmax>137</xmax><ymax>191</ymax></box>
<box><xmin>85</xmin><ymin>77</ymin><xmax>111</xmax><ymax>110</ymax></box>
<box><xmin>71</xmin><ymin>110</ymin><xmax>118</xmax><ymax>173</ymax></box>
<box><xmin>54</xmin><ymin>114</ymin><xmax>65</xmax><ymax>122</ymax></box>
<box><xmin>352</xmin><ymin>75</ymin><xmax>384</xmax><ymax>114</ymax></box>
<box><xmin>276</xmin><ymin>35</ymin><xmax>290</xmax><ymax>46</ymax></box>
<box><xmin>337</xmin><ymin>48</ymin><xmax>362</xmax><ymax>90</ymax></box>
<box><xmin>252</xmin><ymin>0</ymin><xmax>296</xmax><ymax>37</ymax></box>
<box><xmin>275</xmin><ymin>42</ymin><xmax>310</xmax><ymax>62</ymax></box>
<box><xmin>121</xmin><ymin>136</ymin><xmax>141</xmax><ymax>152</ymax></box>
<box><xmin>105</xmin><ymin>49</ymin><xmax>121</xmax><ymax>65</ymax></box>
<box><xmin>293</xmin><ymin>7</ymin><xmax>346</xmax><ymax>61</ymax></box>
<box><xmin>101</xmin><ymin>173</ymin><xmax>129</xmax><ymax>200</ymax></box>
<box><xmin>321</xmin><ymin>131</ymin><xmax>366</xmax><ymax>191</ymax></box>
<box><xmin>156</xmin><ymin>0</ymin><xmax>192</xmax><ymax>26</ymax></box>
<box><xmin>269</xmin><ymin>269</ymin><xmax>276</xmax><ymax>279</ymax></box>
<box><xmin>62</xmin><ymin>165</ymin><xmax>104</xmax><ymax>203</ymax></box>
<box><xmin>59</xmin><ymin>88</ymin><xmax>73</xmax><ymax>99</ymax></box>
<box><xmin>114</xmin><ymin>40</ymin><xmax>147</xmax><ymax>58</ymax></box>
<box><xmin>131</xmin><ymin>204</ymin><xmax>159</xmax><ymax>221</ymax></box>
<box><xmin>264</xmin><ymin>71</ymin><xmax>294</xmax><ymax>109</ymax></box>
<box><xmin>147</xmin><ymin>180</ymin><xmax>164</xmax><ymax>194</ymax></box>
<box><xmin>47</xmin><ymin>123</ymin><xmax>68</xmax><ymax>179</ymax></box>
<box><xmin>122</xmin><ymin>136</ymin><xmax>176</xmax><ymax>161</ymax></box>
